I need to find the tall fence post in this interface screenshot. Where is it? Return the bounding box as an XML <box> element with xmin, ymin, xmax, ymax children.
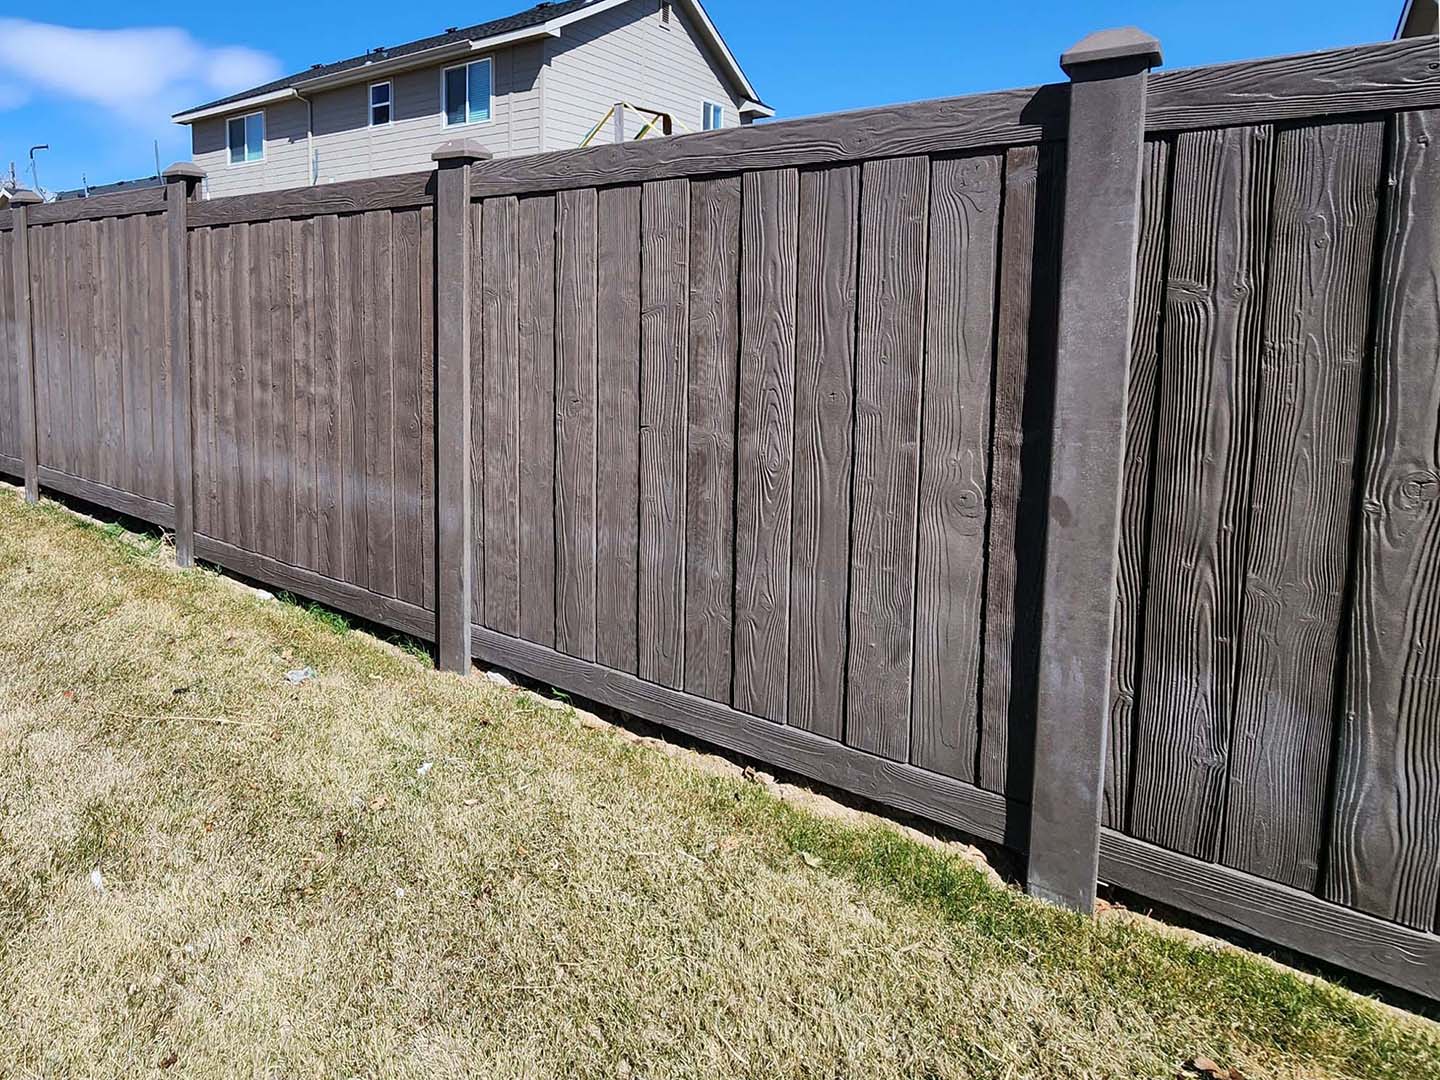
<box><xmin>432</xmin><ymin>139</ymin><xmax>491</xmax><ymax>674</ymax></box>
<box><xmin>1027</xmin><ymin>28</ymin><xmax>1161</xmax><ymax>912</ymax></box>
<box><xmin>9</xmin><ymin>189</ymin><xmax>42</xmax><ymax>503</ymax></box>
<box><xmin>164</xmin><ymin>163</ymin><xmax>205</xmax><ymax>568</ymax></box>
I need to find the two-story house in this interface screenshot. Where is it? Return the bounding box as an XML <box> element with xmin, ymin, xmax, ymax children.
<box><xmin>172</xmin><ymin>0</ymin><xmax>771</xmax><ymax>198</ymax></box>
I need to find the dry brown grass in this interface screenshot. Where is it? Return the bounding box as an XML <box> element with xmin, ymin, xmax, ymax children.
<box><xmin>0</xmin><ymin>486</ymin><xmax>1436</xmax><ymax>1080</ymax></box>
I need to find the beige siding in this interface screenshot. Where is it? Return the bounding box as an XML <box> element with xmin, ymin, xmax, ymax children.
<box><xmin>191</xmin><ymin>0</ymin><xmax>754</xmax><ymax>196</ymax></box>
<box><xmin>543</xmin><ymin>0</ymin><xmax>746</xmax><ymax>149</ymax></box>
<box><xmin>194</xmin><ymin>43</ymin><xmax>545</xmax><ymax>198</ymax></box>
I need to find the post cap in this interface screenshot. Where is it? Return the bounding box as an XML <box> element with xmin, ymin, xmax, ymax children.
<box><xmin>1060</xmin><ymin>28</ymin><xmax>1162</xmax><ymax>75</ymax></box>
<box><xmin>163</xmin><ymin>162</ymin><xmax>206</xmax><ymax>182</ymax></box>
<box><xmin>6</xmin><ymin>189</ymin><xmax>42</xmax><ymax>206</ymax></box>
<box><xmin>432</xmin><ymin>139</ymin><xmax>493</xmax><ymax>164</ymax></box>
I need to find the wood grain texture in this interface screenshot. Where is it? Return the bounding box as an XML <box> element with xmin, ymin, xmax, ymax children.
<box><xmin>733</xmin><ymin>168</ymin><xmax>798</xmax><ymax>722</ymax></box>
<box><xmin>480</xmin><ymin>197</ymin><xmax>520</xmax><ymax>632</ymax></box>
<box><xmin>1104</xmin><ymin>139</ymin><xmax>1172</xmax><ymax>828</ymax></box>
<box><xmin>1326</xmin><ymin>110</ymin><xmax>1440</xmax><ymax>929</ymax></box>
<box><xmin>596</xmin><ymin>185</ymin><xmax>642</xmax><ymax>674</ymax></box>
<box><xmin>845</xmin><ymin>156</ymin><xmax>928</xmax><ymax>762</ymax></box>
<box><xmin>555</xmin><ymin>186</ymin><xmax>599</xmax><ymax>661</ymax></box>
<box><xmin>1126</xmin><ymin>126</ymin><xmax>1274</xmax><ymax>858</ymax></box>
<box><xmin>391</xmin><ymin>208</ymin><xmax>429</xmax><ymax>608</ymax></box>
<box><xmin>683</xmin><ymin>176</ymin><xmax>740</xmax><ymax>702</ymax></box>
<box><xmin>1224</xmin><ymin>120</ymin><xmax>1383</xmax><ymax>890</ymax></box>
<box><xmin>911</xmin><ymin>153</ymin><xmax>1003</xmax><ymax>781</ymax></box>
<box><xmin>517</xmin><ymin>195</ymin><xmax>557</xmax><ymax>646</ymax></box>
<box><xmin>28</xmin><ymin>187</ymin><xmax>166</xmax><ymax>226</ymax></box>
<box><xmin>978</xmin><ymin>143</ymin><xmax>1064</xmax><ymax>798</ymax></box>
<box><xmin>787</xmin><ymin>165</ymin><xmax>859</xmax><ymax>740</ymax></box>
<box><xmin>1146</xmin><ymin>36</ymin><xmax>1440</xmax><ymax>133</ymax></box>
<box><xmin>638</xmin><ymin>178</ymin><xmax>689</xmax><ymax>687</ymax></box>
<box><xmin>187</xmin><ymin>171</ymin><xmax>433</xmax><ymax>228</ymax></box>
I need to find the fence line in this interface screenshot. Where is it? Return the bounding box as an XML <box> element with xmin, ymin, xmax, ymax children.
<box><xmin>2</xmin><ymin>30</ymin><xmax>1438</xmax><ymax>999</ymax></box>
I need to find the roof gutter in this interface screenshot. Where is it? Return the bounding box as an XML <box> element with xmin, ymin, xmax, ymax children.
<box><xmin>171</xmin><ymin>23</ymin><xmax>560</xmax><ymax>125</ymax></box>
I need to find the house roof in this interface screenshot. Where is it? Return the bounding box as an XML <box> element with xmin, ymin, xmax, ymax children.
<box><xmin>1395</xmin><ymin>0</ymin><xmax>1439</xmax><ymax>37</ymax></box>
<box><xmin>55</xmin><ymin>176</ymin><xmax>165</xmax><ymax>202</ymax></box>
<box><xmin>173</xmin><ymin>0</ymin><xmax>770</xmax><ymax>123</ymax></box>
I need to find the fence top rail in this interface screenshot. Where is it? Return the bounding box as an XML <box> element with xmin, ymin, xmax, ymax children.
<box><xmin>188</xmin><ymin>171</ymin><xmax>434</xmax><ymax>229</ymax></box>
<box><xmin>27</xmin><ymin>186</ymin><xmax>167</xmax><ymax>226</ymax></box>
<box><xmin>1146</xmin><ymin>33</ymin><xmax>1440</xmax><ymax>131</ymax></box>
<box><xmin>457</xmin><ymin>34</ymin><xmax>1436</xmax><ymax>198</ymax></box>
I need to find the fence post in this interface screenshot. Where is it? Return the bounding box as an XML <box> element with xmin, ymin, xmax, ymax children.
<box><xmin>432</xmin><ymin>139</ymin><xmax>491</xmax><ymax>674</ymax></box>
<box><xmin>164</xmin><ymin>163</ymin><xmax>205</xmax><ymax>568</ymax></box>
<box><xmin>1027</xmin><ymin>28</ymin><xmax>1161</xmax><ymax>912</ymax></box>
<box><xmin>9</xmin><ymin>189</ymin><xmax>42</xmax><ymax>503</ymax></box>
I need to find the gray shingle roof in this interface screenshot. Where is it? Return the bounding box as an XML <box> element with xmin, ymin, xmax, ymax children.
<box><xmin>181</xmin><ymin>0</ymin><xmax>594</xmax><ymax>116</ymax></box>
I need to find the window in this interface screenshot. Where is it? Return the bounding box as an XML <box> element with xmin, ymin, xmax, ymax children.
<box><xmin>370</xmin><ymin>81</ymin><xmax>392</xmax><ymax>126</ymax></box>
<box><xmin>443</xmin><ymin>59</ymin><xmax>492</xmax><ymax>126</ymax></box>
<box><xmin>227</xmin><ymin>112</ymin><xmax>265</xmax><ymax>164</ymax></box>
<box><xmin>703</xmin><ymin>101</ymin><xmax>724</xmax><ymax>131</ymax></box>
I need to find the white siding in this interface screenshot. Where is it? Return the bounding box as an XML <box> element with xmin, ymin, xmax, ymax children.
<box><xmin>543</xmin><ymin>0</ymin><xmax>746</xmax><ymax>149</ymax></box>
<box><xmin>193</xmin><ymin>43</ymin><xmax>545</xmax><ymax>198</ymax></box>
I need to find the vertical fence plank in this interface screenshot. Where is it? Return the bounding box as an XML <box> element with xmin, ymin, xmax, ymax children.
<box><xmin>845</xmin><ymin>155</ymin><xmax>930</xmax><ymax>761</ymax></box>
<box><xmin>165</xmin><ymin>166</ymin><xmax>204</xmax><ymax>564</ymax></box>
<box><xmin>788</xmin><ymin>165</ymin><xmax>859</xmax><ymax>740</ymax></box>
<box><xmin>733</xmin><ymin>168</ymin><xmax>798</xmax><ymax>722</ymax></box>
<box><xmin>434</xmin><ymin>140</ymin><xmax>488</xmax><ymax>673</ymax></box>
<box><xmin>1326</xmin><ymin>109</ymin><xmax>1440</xmax><ymax>929</ymax></box>
<box><xmin>1103</xmin><ymin>138</ymin><xmax>1170</xmax><ymax>828</ymax></box>
<box><xmin>596</xmin><ymin>185</ymin><xmax>642</xmax><ymax>674</ymax></box>
<box><xmin>1224</xmin><ymin>119</ymin><xmax>1384</xmax><ymax>890</ymax></box>
<box><xmin>556</xmin><ymin>187</ymin><xmax>599</xmax><ymax>661</ymax></box>
<box><xmin>911</xmin><ymin>153</ymin><xmax>1003</xmax><ymax>781</ymax></box>
<box><xmin>978</xmin><ymin>144</ymin><xmax>1061</xmax><ymax>798</ymax></box>
<box><xmin>9</xmin><ymin>193</ymin><xmax>39</xmax><ymax>501</ymax></box>
<box><xmin>271</xmin><ymin>219</ymin><xmax>297</xmax><ymax>566</ymax></box>
<box><xmin>252</xmin><ymin>220</ymin><xmax>275</xmax><ymax>557</ymax></box>
<box><xmin>392</xmin><ymin>208</ymin><xmax>427</xmax><ymax>608</ymax></box>
<box><xmin>639</xmin><ymin>178</ymin><xmax>690</xmax><ymax>687</ymax></box>
<box><xmin>480</xmin><ymin>196</ymin><xmax>520</xmax><ymax>632</ymax></box>
<box><xmin>518</xmin><ymin>195</ymin><xmax>557</xmax><ymax>646</ymax></box>
<box><xmin>1028</xmin><ymin>30</ymin><xmax>1160</xmax><ymax>912</ymax></box>
<box><xmin>1126</xmin><ymin>125</ymin><xmax>1273</xmax><ymax>857</ymax></box>
<box><xmin>316</xmin><ymin>215</ymin><xmax>344</xmax><ymax>580</ymax></box>
<box><xmin>420</xmin><ymin>205</ymin><xmax>437</xmax><ymax>613</ymax></box>
<box><xmin>364</xmin><ymin>211</ymin><xmax>396</xmax><ymax>596</ymax></box>
<box><xmin>684</xmin><ymin>175</ymin><xmax>741</xmax><ymax>702</ymax></box>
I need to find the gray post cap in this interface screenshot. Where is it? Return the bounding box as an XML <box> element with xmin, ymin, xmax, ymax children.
<box><xmin>163</xmin><ymin>162</ymin><xmax>206</xmax><ymax>181</ymax></box>
<box><xmin>432</xmin><ymin>139</ymin><xmax>493</xmax><ymax>163</ymax></box>
<box><xmin>1060</xmin><ymin>28</ymin><xmax>1162</xmax><ymax>74</ymax></box>
<box><xmin>6</xmin><ymin>189</ymin><xmax>42</xmax><ymax>206</ymax></box>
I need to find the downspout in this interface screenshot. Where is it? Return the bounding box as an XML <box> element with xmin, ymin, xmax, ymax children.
<box><xmin>296</xmin><ymin>90</ymin><xmax>315</xmax><ymax>185</ymax></box>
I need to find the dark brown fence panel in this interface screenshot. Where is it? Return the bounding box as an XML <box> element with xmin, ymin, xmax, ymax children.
<box><xmin>28</xmin><ymin>212</ymin><xmax>172</xmax><ymax>519</ymax></box>
<box><xmin>1326</xmin><ymin>108</ymin><xmax>1440</xmax><ymax>933</ymax></box>
<box><xmin>191</xmin><ymin>208</ymin><xmax>435</xmax><ymax>618</ymax></box>
<box><xmin>7</xmin><ymin>34</ymin><xmax>1439</xmax><ymax>998</ymax></box>
<box><xmin>0</xmin><ymin>227</ymin><xmax>19</xmax><ymax>477</ymax></box>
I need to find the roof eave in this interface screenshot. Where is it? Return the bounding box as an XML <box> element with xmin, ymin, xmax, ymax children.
<box><xmin>171</xmin><ymin>24</ymin><xmax>559</xmax><ymax>124</ymax></box>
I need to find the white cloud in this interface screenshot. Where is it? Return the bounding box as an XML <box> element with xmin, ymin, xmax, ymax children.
<box><xmin>0</xmin><ymin>19</ymin><xmax>282</xmax><ymax>125</ymax></box>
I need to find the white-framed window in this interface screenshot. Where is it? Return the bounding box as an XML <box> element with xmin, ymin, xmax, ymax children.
<box><xmin>442</xmin><ymin>58</ymin><xmax>492</xmax><ymax>126</ymax></box>
<box><xmin>702</xmin><ymin>101</ymin><xmax>724</xmax><ymax>131</ymax></box>
<box><xmin>227</xmin><ymin>111</ymin><xmax>265</xmax><ymax>164</ymax></box>
<box><xmin>369</xmin><ymin>81</ymin><xmax>392</xmax><ymax>126</ymax></box>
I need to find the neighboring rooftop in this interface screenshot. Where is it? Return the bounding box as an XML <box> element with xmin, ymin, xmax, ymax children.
<box><xmin>55</xmin><ymin>176</ymin><xmax>164</xmax><ymax>202</ymax></box>
<box><xmin>1396</xmin><ymin>0</ymin><xmax>1439</xmax><ymax>36</ymax></box>
<box><xmin>173</xmin><ymin>0</ymin><xmax>769</xmax><ymax>123</ymax></box>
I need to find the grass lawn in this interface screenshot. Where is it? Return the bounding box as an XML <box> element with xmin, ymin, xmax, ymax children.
<box><xmin>0</xmin><ymin>486</ymin><xmax>1436</xmax><ymax>1079</ymax></box>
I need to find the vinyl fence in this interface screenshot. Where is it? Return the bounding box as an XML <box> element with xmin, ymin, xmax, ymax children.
<box><xmin>2</xmin><ymin>31</ymin><xmax>1438</xmax><ymax>998</ymax></box>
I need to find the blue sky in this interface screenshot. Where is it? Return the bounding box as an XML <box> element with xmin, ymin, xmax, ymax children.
<box><xmin>0</xmin><ymin>0</ymin><xmax>1406</xmax><ymax>194</ymax></box>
